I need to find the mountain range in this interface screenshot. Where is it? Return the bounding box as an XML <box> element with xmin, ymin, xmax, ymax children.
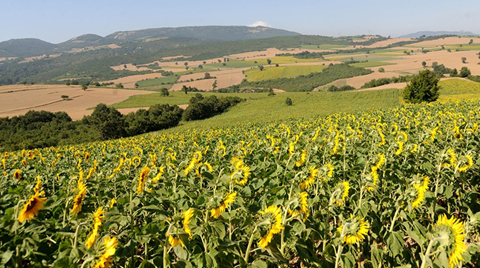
<box><xmin>399</xmin><ymin>31</ymin><xmax>478</xmax><ymax>38</ymax></box>
<box><xmin>0</xmin><ymin>26</ymin><xmax>300</xmax><ymax>58</ymax></box>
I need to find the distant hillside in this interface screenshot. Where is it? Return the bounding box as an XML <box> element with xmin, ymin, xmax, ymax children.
<box><xmin>399</xmin><ymin>31</ymin><xmax>478</xmax><ymax>38</ymax></box>
<box><xmin>104</xmin><ymin>26</ymin><xmax>299</xmax><ymax>42</ymax></box>
<box><xmin>0</xmin><ymin>26</ymin><xmax>300</xmax><ymax>57</ymax></box>
<box><xmin>0</xmin><ymin>38</ymin><xmax>56</xmax><ymax>57</ymax></box>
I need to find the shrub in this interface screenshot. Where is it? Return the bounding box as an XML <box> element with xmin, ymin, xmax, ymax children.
<box><xmin>378</xmin><ymin>67</ymin><xmax>385</xmax><ymax>73</ymax></box>
<box><xmin>285</xmin><ymin>97</ymin><xmax>293</xmax><ymax>106</ymax></box>
<box><xmin>403</xmin><ymin>70</ymin><xmax>440</xmax><ymax>103</ymax></box>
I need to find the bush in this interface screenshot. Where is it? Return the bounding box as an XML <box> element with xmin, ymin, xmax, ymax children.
<box><xmin>403</xmin><ymin>69</ymin><xmax>440</xmax><ymax>103</ymax></box>
<box><xmin>182</xmin><ymin>94</ymin><xmax>243</xmax><ymax>121</ymax></box>
<box><xmin>160</xmin><ymin>88</ymin><xmax>169</xmax><ymax>96</ymax></box>
<box><xmin>285</xmin><ymin>97</ymin><xmax>293</xmax><ymax>106</ymax></box>
<box><xmin>459</xmin><ymin>67</ymin><xmax>471</xmax><ymax>78</ymax></box>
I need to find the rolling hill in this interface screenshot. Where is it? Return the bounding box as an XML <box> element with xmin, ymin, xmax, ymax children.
<box><xmin>0</xmin><ymin>26</ymin><xmax>300</xmax><ymax>58</ymax></box>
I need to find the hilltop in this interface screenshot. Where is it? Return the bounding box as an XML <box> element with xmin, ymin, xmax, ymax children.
<box><xmin>0</xmin><ymin>26</ymin><xmax>300</xmax><ymax>58</ymax></box>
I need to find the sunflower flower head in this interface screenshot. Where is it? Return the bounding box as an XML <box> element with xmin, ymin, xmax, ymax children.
<box><xmin>183</xmin><ymin>208</ymin><xmax>195</xmax><ymax>238</ymax></box>
<box><xmin>432</xmin><ymin>214</ymin><xmax>467</xmax><ymax>267</ymax></box>
<box><xmin>136</xmin><ymin>166</ymin><xmax>151</xmax><ymax>194</ymax></box>
<box><xmin>92</xmin><ymin>236</ymin><xmax>117</xmax><ymax>268</ymax></box>
<box><xmin>211</xmin><ymin>192</ymin><xmax>237</xmax><ymax>219</ymax></box>
<box><xmin>411</xmin><ymin>175</ymin><xmax>429</xmax><ymax>209</ymax></box>
<box><xmin>337</xmin><ymin>215</ymin><xmax>370</xmax><ymax>244</ymax></box>
<box><xmin>331</xmin><ymin>182</ymin><xmax>350</xmax><ymax>206</ymax></box>
<box><xmin>14</xmin><ymin>169</ymin><xmax>21</xmax><ymax>180</ymax></box>
<box><xmin>457</xmin><ymin>155</ymin><xmax>473</xmax><ymax>172</ymax></box>
<box><xmin>258</xmin><ymin>205</ymin><xmax>284</xmax><ymax>248</ymax></box>
<box><xmin>85</xmin><ymin>207</ymin><xmax>105</xmax><ymax>249</ymax></box>
<box><xmin>18</xmin><ymin>190</ymin><xmax>47</xmax><ymax>222</ymax></box>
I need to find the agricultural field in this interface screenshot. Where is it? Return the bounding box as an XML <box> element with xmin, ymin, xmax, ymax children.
<box><xmin>137</xmin><ymin>76</ymin><xmax>180</xmax><ymax>90</ymax></box>
<box><xmin>244</xmin><ymin>65</ymin><xmax>327</xmax><ymax>82</ymax></box>
<box><xmin>0</xmin><ymin>85</ymin><xmax>152</xmax><ymax>120</ymax></box>
<box><xmin>1</xmin><ymin>98</ymin><xmax>479</xmax><ymax>267</ymax></box>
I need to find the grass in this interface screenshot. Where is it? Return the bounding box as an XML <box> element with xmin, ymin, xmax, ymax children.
<box><xmin>109</xmin><ymin>91</ymin><xmax>266</xmax><ymax>109</ymax></box>
<box><xmin>445</xmin><ymin>44</ymin><xmax>480</xmax><ymax>51</ymax></box>
<box><xmin>244</xmin><ymin>65</ymin><xmax>327</xmax><ymax>82</ymax></box>
<box><xmin>136</xmin><ymin>76</ymin><xmax>179</xmax><ymax>89</ymax></box>
<box><xmin>301</xmin><ymin>44</ymin><xmax>348</xmax><ymax>50</ymax></box>
<box><xmin>166</xmin><ymin>89</ymin><xmax>402</xmax><ymax>132</ymax></box>
<box><xmin>204</xmin><ymin>57</ymin><xmax>322</xmax><ymax>70</ymax></box>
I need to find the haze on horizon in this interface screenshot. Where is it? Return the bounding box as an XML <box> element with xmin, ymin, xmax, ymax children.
<box><xmin>2</xmin><ymin>0</ymin><xmax>480</xmax><ymax>44</ymax></box>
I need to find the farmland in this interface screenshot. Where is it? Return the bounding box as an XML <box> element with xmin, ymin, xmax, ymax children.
<box><xmin>3</xmin><ymin>31</ymin><xmax>480</xmax><ymax>268</ymax></box>
<box><xmin>2</xmin><ymin>98</ymin><xmax>479</xmax><ymax>267</ymax></box>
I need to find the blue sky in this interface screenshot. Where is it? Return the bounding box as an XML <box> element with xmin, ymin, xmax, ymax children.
<box><xmin>1</xmin><ymin>0</ymin><xmax>480</xmax><ymax>43</ymax></box>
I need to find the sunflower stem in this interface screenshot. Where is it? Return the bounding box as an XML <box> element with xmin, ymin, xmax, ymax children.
<box><xmin>420</xmin><ymin>238</ymin><xmax>437</xmax><ymax>268</ymax></box>
<box><xmin>334</xmin><ymin>224</ymin><xmax>347</xmax><ymax>268</ymax></box>
<box><xmin>389</xmin><ymin>207</ymin><xmax>401</xmax><ymax>233</ymax></box>
<box><xmin>244</xmin><ymin>226</ymin><xmax>258</xmax><ymax>263</ymax></box>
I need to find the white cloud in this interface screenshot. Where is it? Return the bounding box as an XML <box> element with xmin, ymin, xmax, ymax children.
<box><xmin>248</xmin><ymin>21</ymin><xmax>272</xmax><ymax>28</ymax></box>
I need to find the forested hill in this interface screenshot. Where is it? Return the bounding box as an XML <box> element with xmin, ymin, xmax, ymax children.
<box><xmin>0</xmin><ymin>26</ymin><xmax>300</xmax><ymax>58</ymax></box>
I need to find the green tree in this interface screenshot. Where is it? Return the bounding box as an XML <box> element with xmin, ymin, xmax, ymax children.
<box><xmin>403</xmin><ymin>69</ymin><xmax>440</xmax><ymax>103</ymax></box>
<box><xmin>258</xmin><ymin>65</ymin><xmax>264</xmax><ymax>71</ymax></box>
<box><xmin>461</xmin><ymin>57</ymin><xmax>467</xmax><ymax>64</ymax></box>
<box><xmin>459</xmin><ymin>67</ymin><xmax>471</xmax><ymax>77</ymax></box>
<box><xmin>378</xmin><ymin>67</ymin><xmax>385</xmax><ymax>73</ymax></box>
<box><xmin>422</xmin><ymin>61</ymin><xmax>427</xmax><ymax>68</ymax></box>
<box><xmin>116</xmin><ymin>83</ymin><xmax>124</xmax><ymax>89</ymax></box>
<box><xmin>285</xmin><ymin>97</ymin><xmax>293</xmax><ymax>106</ymax></box>
<box><xmin>204</xmin><ymin>72</ymin><xmax>211</xmax><ymax>79</ymax></box>
<box><xmin>160</xmin><ymin>88</ymin><xmax>169</xmax><ymax>96</ymax></box>
<box><xmin>267</xmin><ymin>59</ymin><xmax>272</xmax><ymax>65</ymax></box>
<box><xmin>450</xmin><ymin>68</ymin><xmax>458</xmax><ymax>77</ymax></box>
<box><xmin>81</xmin><ymin>84</ymin><xmax>88</xmax><ymax>91</ymax></box>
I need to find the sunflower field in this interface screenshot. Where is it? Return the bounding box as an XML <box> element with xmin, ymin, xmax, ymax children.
<box><xmin>1</xmin><ymin>99</ymin><xmax>480</xmax><ymax>268</ymax></box>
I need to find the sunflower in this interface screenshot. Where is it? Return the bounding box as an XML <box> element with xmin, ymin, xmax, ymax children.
<box><xmin>109</xmin><ymin>198</ymin><xmax>116</xmax><ymax>209</ymax></box>
<box><xmin>136</xmin><ymin>166</ymin><xmax>151</xmax><ymax>194</ymax></box>
<box><xmin>183</xmin><ymin>208</ymin><xmax>194</xmax><ymax>238</ymax></box>
<box><xmin>18</xmin><ymin>191</ymin><xmax>47</xmax><ymax>222</ymax></box>
<box><xmin>258</xmin><ymin>205</ymin><xmax>284</xmax><ymax>248</ymax></box>
<box><xmin>168</xmin><ymin>235</ymin><xmax>184</xmax><ymax>247</ymax></box>
<box><xmin>152</xmin><ymin>166</ymin><xmax>165</xmax><ymax>183</ymax></box>
<box><xmin>14</xmin><ymin>169</ymin><xmax>21</xmax><ymax>180</ymax></box>
<box><xmin>395</xmin><ymin>141</ymin><xmax>404</xmax><ymax>155</ymax></box>
<box><xmin>85</xmin><ymin>207</ymin><xmax>105</xmax><ymax>249</ymax></box>
<box><xmin>325</xmin><ymin>163</ymin><xmax>334</xmax><ymax>178</ymax></box>
<box><xmin>412</xmin><ymin>176</ymin><xmax>429</xmax><ymax>209</ymax></box>
<box><xmin>211</xmin><ymin>192</ymin><xmax>237</xmax><ymax>218</ymax></box>
<box><xmin>70</xmin><ymin>178</ymin><xmax>87</xmax><ymax>214</ymax></box>
<box><xmin>92</xmin><ymin>236</ymin><xmax>117</xmax><ymax>268</ymax></box>
<box><xmin>337</xmin><ymin>215</ymin><xmax>370</xmax><ymax>244</ymax></box>
<box><xmin>457</xmin><ymin>155</ymin><xmax>473</xmax><ymax>172</ymax></box>
<box><xmin>300</xmin><ymin>167</ymin><xmax>318</xmax><ymax>190</ymax></box>
<box><xmin>433</xmin><ymin>214</ymin><xmax>467</xmax><ymax>267</ymax></box>
<box><xmin>294</xmin><ymin>150</ymin><xmax>307</xmax><ymax>167</ymax></box>
<box><xmin>1</xmin><ymin>158</ymin><xmax>6</xmax><ymax>169</ymax></box>
<box><xmin>33</xmin><ymin>176</ymin><xmax>42</xmax><ymax>193</ymax></box>
<box><xmin>332</xmin><ymin>182</ymin><xmax>350</xmax><ymax>206</ymax></box>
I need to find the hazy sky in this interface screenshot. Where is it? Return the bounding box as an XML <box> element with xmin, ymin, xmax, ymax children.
<box><xmin>2</xmin><ymin>0</ymin><xmax>480</xmax><ymax>43</ymax></box>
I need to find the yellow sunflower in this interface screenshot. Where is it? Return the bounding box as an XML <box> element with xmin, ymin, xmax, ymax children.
<box><xmin>85</xmin><ymin>207</ymin><xmax>105</xmax><ymax>249</ymax></box>
<box><xmin>258</xmin><ymin>205</ymin><xmax>284</xmax><ymax>249</ymax></box>
<box><xmin>211</xmin><ymin>192</ymin><xmax>237</xmax><ymax>219</ymax></box>
<box><xmin>14</xmin><ymin>169</ymin><xmax>21</xmax><ymax>180</ymax></box>
<box><xmin>337</xmin><ymin>215</ymin><xmax>370</xmax><ymax>244</ymax></box>
<box><xmin>18</xmin><ymin>191</ymin><xmax>47</xmax><ymax>222</ymax></box>
<box><xmin>183</xmin><ymin>208</ymin><xmax>194</xmax><ymax>238</ymax></box>
<box><xmin>92</xmin><ymin>236</ymin><xmax>117</xmax><ymax>268</ymax></box>
<box><xmin>433</xmin><ymin>214</ymin><xmax>467</xmax><ymax>267</ymax></box>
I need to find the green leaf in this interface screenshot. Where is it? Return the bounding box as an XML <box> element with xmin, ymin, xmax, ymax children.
<box><xmin>213</xmin><ymin>221</ymin><xmax>226</xmax><ymax>240</ymax></box>
<box><xmin>251</xmin><ymin>259</ymin><xmax>268</xmax><ymax>268</ymax></box>
<box><xmin>386</xmin><ymin>231</ymin><xmax>404</xmax><ymax>257</ymax></box>
<box><xmin>1</xmin><ymin>250</ymin><xmax>13</xmax><ymax>266</ymax></box>
<box><xmin>341</xmin><ymin>251</ymin><xmax>355</xmax><ymax>268</ymax></box>
<box><xmin>371</xmin><ymin>244</ymin><xmax>383</xmax><ymax>268</ymax></box>
<box><xmin>174</xmin><ymin>245</ymin><xmax>188</xmax><ymax>260</ymax></box>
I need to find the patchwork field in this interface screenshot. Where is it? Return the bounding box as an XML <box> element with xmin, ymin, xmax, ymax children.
<box><xmin>244</xmin><ymin>65</ymin><xmax>327</xmax><ymax>82</ymax></box>
<box><xmin>0</xmin><ymin>85</ymin><xmax>152</xmax><ymax>120</ymax></box>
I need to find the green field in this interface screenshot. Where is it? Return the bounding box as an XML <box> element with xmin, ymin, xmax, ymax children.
<box><xmin>244</xmin><ymin>65</ymin><xmax>327</xmax><ymax>82</ymax></box>
<box><xmin>301</xmin><ymin>44</ymin><xmax>348</xmax><ymax>50</ymax></box>
<box><xmin>136</xmin><ymin>76</ymin><xmax>179</xmax><ymax>89</ymax></box>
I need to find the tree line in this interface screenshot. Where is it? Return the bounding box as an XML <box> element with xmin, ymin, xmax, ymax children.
<box><xmin>0</xmin><ymin>94</ymin><xmax>243</xmax><ymax>151</ymax></box>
